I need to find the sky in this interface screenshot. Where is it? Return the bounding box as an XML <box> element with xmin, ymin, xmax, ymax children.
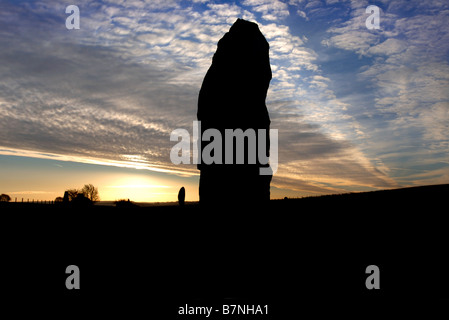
<box><xmin>0</xmin><ymin>0</ymin><xmax>448</xmax><ymax>202</ymax></box>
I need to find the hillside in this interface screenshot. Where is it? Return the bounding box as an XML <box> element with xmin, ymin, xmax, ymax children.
<box><xmin>1</xmin><ymin>184</ymin><xmax>447</xmax><ymax>316</ymax></box>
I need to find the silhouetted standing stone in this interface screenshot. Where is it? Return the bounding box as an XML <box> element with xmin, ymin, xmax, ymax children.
<box><xmin>178</xmin><ymin>187</ymin><xmax>185</xmax><ymax>206</ymax></box>
<box><xmin>197</xmin><ymin>18</ymin><xmax>272</xmax><ymax>206</ymax></box>
<box><xmin>63</xmin><ymin>191</ymin><xmax>69</xmax><ymax>205</ymax></box>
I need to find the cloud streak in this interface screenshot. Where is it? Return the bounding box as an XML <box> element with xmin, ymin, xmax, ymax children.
<box><xmin>1</xmin><ymin>0</ymin><xmax>446</xmax><ymax>197</ymax></box>
<box><xmin>317</xmin><ymin>0</ymin><xmax>449</xmax><ymax>185</ymax></box>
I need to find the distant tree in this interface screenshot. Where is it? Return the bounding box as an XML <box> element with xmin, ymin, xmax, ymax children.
<box><xmin>114</xmin><ymin>199</ymin><xmax>138</xmax><ymax>208</ymax></box>
<box><xmin>0</xmin><ymin>194</ymin><xmax>11</xmax><ymax>202</ymax></box>
<box><xmin>72</xmin><ymin>193</ymin><xmax>91</xmax><ymax>206</ymax></box>
<box><xmin>55</xmin><ymin>197</ymin><xmax>64</xmax><ymax>203</ymax></box>
<box><xmin>65</xmin><ymin>189</ymin><xmax>79</xmax><ymax>202</ymax></box>
<box><xmin>81</xmin><ymin>184</ymin><xmax>100</xmax><ymax>202</ymax></box>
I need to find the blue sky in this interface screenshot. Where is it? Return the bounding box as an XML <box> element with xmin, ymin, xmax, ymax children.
<box><xmin>0</xmin><ymin>0</ymin><xmax>448</xmax><ymax>201</ymax></box>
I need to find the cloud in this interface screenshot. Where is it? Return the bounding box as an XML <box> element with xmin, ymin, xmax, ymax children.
<box><xmin>7</xmin><ymin>191</ymin><xmax>54</xmax><ymax>195</ymax></box>
<box><xmin>367</xmin><ymin>38</ymin><xmax>407</xmax><ymax>55</ymax></box>
<box><xmin>296</xmin><ymin>9</ymin><xmax>308</xmax><ymax>20</ymax></box>
<box><xmin>1</xmin><ymin>0</ymin><xmax>437</xmax><ymax>197</ymax></box>
<box><xmin>320</xmin><ymin>0</ymin><xmax>449</xmax><ymax>185</ymax></box>
<box><xmin>242</xmin><ymin>0</ymin><xmax>289</xmax><ymax>21</ymax></box>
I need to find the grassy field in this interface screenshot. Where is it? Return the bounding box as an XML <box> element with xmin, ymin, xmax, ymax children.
<box><xmin>1</xmin><ymin>184</ymin><xmax>448</xmax><ymax>317</ymax></box>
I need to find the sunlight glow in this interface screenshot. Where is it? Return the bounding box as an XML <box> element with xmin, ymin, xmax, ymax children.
<box><xmin>100</xmin><ymin>176</ymin><xmax>178</xmax><ymax>202</ymax></box>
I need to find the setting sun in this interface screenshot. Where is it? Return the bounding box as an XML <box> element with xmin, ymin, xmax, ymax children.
<box><xmin>102</xmin><ymin>176</ymin><xmax>177</xmax><ymax>202</ymax></box>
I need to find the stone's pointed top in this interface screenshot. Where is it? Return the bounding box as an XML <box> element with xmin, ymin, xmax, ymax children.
<box><xmin>230</xmin><ymin>18</ymin><xmax>259</xmax><ymax>30</ymax></box>
<box><xmin>213</xmin><ymin>18</ymin><xmax>270</xmax><ymax>67</ymax></box>
<box><xmin>227</xmin><ymin>18</ymin><xmax>267</xmax><ymax>44</ymax></box>
<box><xmin>198</xmin><ymin>16</ymin><xmax>272</xmax><ymax>125</ymax></box>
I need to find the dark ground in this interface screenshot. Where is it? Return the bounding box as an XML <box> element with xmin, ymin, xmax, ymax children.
<box><xmin>1</xmin><ymin>184</ymin><xmax>448</xmax><ymax>318</ymax></box>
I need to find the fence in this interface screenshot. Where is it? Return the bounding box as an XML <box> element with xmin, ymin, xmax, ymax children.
<box><xmin>13</xmin><ymin>197</ymin><xmax>55</xmax><ymax>204</ymax></box>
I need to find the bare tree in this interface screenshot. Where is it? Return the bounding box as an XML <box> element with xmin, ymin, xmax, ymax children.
<box><xmin>65</xmin><ymin>189</ymin><xmax>79</xmax><ymax>202</ymax></box>
<box><xmin>0</xmin><ymin>194</ymin><xmax>11</xmax><ymax>202</ymax></box>
<box><xmin>81</xmin><ymin>184</ymin><xmax>100</xmax><ymax>202</ymax></box>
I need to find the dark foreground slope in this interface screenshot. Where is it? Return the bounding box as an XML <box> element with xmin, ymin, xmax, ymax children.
<box><xmin>1</xmin><ymin>184</ymin><xmax>448</xmax><ymax>317</ymax></box>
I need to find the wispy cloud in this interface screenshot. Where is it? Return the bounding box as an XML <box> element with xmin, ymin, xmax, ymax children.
<box><xmin>1</xmin><ymin>0</ymin><xmax>447</xmax><ymax>197</ymax></box>
<box><xmin>7</xmin><ymin>190</ymin><xmax>54</xmax><ymax>195</ymax></box>
<box><xmin>106</xmin><ymin>184</ymin><xmax>171</xmax><ymax>188</ymax></box>
<box><xmin>317</xmin><ymin>0</ymin><xmax>449</xmax><ymax>185</ymax></box>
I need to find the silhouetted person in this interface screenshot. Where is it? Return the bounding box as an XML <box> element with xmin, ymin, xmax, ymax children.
<box><xmin>178</xmin><ymin>187</ymin><xmax>185</xmax><ymax>206</ymax></box>
<box><xmin>197</xmin><ymin>18</ymin><xmax>272</xmax><ymax>207</ymax></box>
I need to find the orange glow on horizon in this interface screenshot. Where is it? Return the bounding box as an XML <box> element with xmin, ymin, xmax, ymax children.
<box><xmin>100</xmin><ymin>176</ymin><xmax>179</xmax><ymax>202</ymax></box>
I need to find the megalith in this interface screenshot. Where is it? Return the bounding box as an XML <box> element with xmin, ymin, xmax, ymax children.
<box><xmin>178</xmin><ymin>186</ymin><xmax>186</xmax><ymax>206</ymax></box>
<box><xmin>197</xmin><ymin>18</ymin><xmax>272</xmax><ymax>207</ymax></box>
